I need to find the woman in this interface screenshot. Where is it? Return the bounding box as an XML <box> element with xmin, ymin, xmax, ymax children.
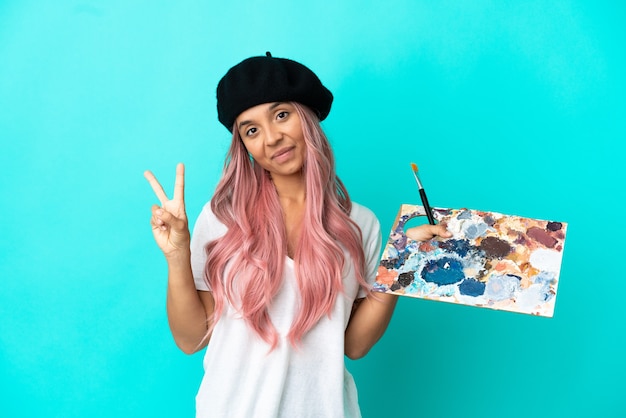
<box><xmin>145</xmin><ymin>52</ymin><xmax>450</xmax><ymax>417</ymax></box>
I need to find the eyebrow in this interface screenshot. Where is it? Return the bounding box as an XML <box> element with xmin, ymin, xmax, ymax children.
<box><xmin>237</xmin><ymin>102</ymin><xmax>285</xmax><ymax>130</ymax></box>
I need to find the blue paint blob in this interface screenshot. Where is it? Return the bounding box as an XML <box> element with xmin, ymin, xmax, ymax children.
<box><xmin>533</xmin><ymin>271</ymin><xmax>556</xmax><ymax>285</ymax></box>
<box><xmin>457</xmin><ymin>210</ymin><xmax>472</xmax><ymax>220</ymax></box>
<box><xmin>421</xmin><ymin>257</ymin><xmax>465</xmax><ymax>285</ymax></box>
<box><xmin>459</xmin><ymin>278</ymin><xmax>486</xmax><ymax>296</ymax></box>
<box><xmin>380</xmin><ymin>250</ymin><xmax>411</xmax><ymax>270</ymax></box>
<box><xmin>484</xmin><ymin>274</ymin><xmax>520</xmax><ymax>301</ymax></box>
<box><xmin>397</xmin><ymin>213</ymin><xmax>418</xmax><ymax>231</ymax></box>
<box><xmin>439</xmin><ymin>239</ymin><xmax>474</xmax><ymax>257</ymax></box>
<box><xmin>464</xmin><ymin>222</ymin><xmax>488</xmax><ymax>239</ymax></box>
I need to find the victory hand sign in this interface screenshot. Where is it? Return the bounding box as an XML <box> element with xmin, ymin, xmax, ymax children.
<box><xmin>144</xmin><ymin>163</ymin><xmax>190</xmax><ymax>257</ymax></box>
<box><xmin>144</xmin><ymin>164</ymin><xmax>213</xmax><ymax>353</ymax></box>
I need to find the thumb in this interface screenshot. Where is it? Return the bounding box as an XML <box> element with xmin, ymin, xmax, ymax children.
<box><xmin>155</xmin><ymin>207</ymin><xmax>187</xmax><ymax>231</ymax></box>
<box><xmin>432</xmin><ymin>223</ymin><xmax>452</xmax><ymax>238</ymax></box>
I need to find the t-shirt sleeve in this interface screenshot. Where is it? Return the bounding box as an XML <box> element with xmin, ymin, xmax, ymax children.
<box><xmin>352</xmin><ymin>203</ymin><xmax>382</xmax><ymax>298</ymax></box>
<box><xmin>189</xmin><ymin>202</ymin><xmax>227</xmax><ymax>291</ymax></box>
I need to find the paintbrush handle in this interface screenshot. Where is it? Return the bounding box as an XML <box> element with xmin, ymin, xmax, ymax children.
<box><xmin>419</xmin><ymin>188</ymin><xmax>436</xmax><ymax>225</ymax></box>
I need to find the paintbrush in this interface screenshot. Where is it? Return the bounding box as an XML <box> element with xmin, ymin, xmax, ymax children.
<box><xmin>410</xmin><ymin>162</ymin><xmax>436</xmax><ymax>225</ymax></box>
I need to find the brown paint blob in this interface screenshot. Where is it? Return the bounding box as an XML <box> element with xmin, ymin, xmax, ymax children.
<box><xmin>527</xmin><ymin>226</ymin><xmax>558</xmax><ymax>248</ymax></box>
<box><xmin>479</xmin><ymin>236</ymin><xmax>512</xmax><ymax>258</ymax></box>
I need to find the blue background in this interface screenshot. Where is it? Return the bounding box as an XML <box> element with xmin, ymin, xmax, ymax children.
<box><xmin>1</xmin><ymin>1</ymin><xmax>624</xmax><ymax>417</ymax></box>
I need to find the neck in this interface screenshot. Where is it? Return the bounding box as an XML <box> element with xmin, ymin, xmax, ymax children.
<box><xmin>272</xmin><ymin>174</ymin><xmax>306</xmax><ymax>205</ymax></box>
<box><xmin>272</xmin><ymin>174</ymin><xmax>306</xmax><ymax>259</ymax></box>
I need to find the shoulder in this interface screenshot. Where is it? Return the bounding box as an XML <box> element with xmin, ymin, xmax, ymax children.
<box><xmin>349</xmin><ymin>202</ymin><xmax>380</xmax><ymax>232</ymax></box>
<box><xmin>196</xmin><ymin>201</ymin><xmax>220</xmax><ymax>226</ymax></box>
<box><xmin>191</xmin><ymin>200</ymin><xmax>228</xmax><ymax>240</ymax></box>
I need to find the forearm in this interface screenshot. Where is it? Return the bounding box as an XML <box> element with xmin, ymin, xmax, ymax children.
<box><xmin>344</xmin><ymin>292</ymin><xmax>399</xmax><ymax>360</ymax></box>
<box><xmin>165</xmin><ymin>251</ymin><xmax>212</xmax><ymax>354</ymax></box>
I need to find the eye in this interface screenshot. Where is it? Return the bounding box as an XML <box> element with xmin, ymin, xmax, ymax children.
<box><xmin>276</xmin><ymin>111</ymin><xmax>289</xmax><ymax>120</ymax></box>
<box><xmin>245</xmin><ymin>127</ymin><xmax>258</xmax><ymax>137</ymax></box>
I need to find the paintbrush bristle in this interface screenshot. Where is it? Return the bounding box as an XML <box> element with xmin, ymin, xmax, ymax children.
<box><xmin>410</xmin><ymin>162</ymin><xmax>418</xmax><ymax>173</ymax></box>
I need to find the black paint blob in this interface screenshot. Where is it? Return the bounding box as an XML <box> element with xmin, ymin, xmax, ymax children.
<box><xmin>546</xmin><ymin>221</ymin><xmax>563</xmax><ymax>231</ymax></box>
<box><xmin>398</xmin><ymin>271</ymin><xmax>415</xmax><ymax>287</ymax></box>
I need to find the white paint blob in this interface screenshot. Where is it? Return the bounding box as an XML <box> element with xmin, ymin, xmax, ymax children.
<box><xmin>529</xmin><ymin>249</ymin><xmax>563</xmax><ymax>273</ymax></box>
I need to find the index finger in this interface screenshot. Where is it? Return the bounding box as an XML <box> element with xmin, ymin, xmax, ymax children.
<box><xmin>173</xmin><ymin>163</ymin><xmax>185</xmax><ymax>202</ymax></box>
<box><xmin>144</xmin><ymin>170</ymin><xmax>169</xmax><ymax>204</ymax></box>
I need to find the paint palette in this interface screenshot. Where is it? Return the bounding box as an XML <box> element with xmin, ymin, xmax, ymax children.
<box><xmin>374</xmin><ymin>204</ymin><xmax>568</xmax><ymax>317</ymax></box>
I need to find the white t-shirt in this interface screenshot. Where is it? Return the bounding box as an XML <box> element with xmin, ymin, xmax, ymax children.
<box><xmin>189</xmin><ymin>201</ymin><xmax>382</xmax><ymax>418</ymax></box>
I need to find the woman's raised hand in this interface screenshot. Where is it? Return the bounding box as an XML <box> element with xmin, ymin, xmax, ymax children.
<box><xmin>144</xmin><ymin>163</ymin><xmax>190</xmax><ymax>257</ymax></box>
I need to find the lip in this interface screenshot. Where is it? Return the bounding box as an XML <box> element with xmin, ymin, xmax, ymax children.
<box><xmin>271</xmin><ymin>146</ymin><xmax>295</xmax><ymax>160</ymax></box>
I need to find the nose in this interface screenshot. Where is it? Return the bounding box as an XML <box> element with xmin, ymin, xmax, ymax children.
<box><xmin>264</xmin><ymin>124</ymin><xmax>283</xmax><ymax>146</ymax></box>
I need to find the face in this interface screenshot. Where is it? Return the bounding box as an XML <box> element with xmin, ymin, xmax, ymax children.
<box><xmin>236</xmin><ymin>102</ymin><xmax>306</xmax><ymax>180</ymax></box>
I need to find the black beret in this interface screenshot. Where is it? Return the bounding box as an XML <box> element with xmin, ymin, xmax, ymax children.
<box><xmin>216</xmin><ymin>52</ymin><xmax>333</xmax><ymax>131</ymax></box>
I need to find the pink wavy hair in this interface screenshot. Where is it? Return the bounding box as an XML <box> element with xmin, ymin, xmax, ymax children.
<box><xmin>204</xmin><ymin>102</ymin><xmax>368</xmax><ymax>349</ymax></box>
